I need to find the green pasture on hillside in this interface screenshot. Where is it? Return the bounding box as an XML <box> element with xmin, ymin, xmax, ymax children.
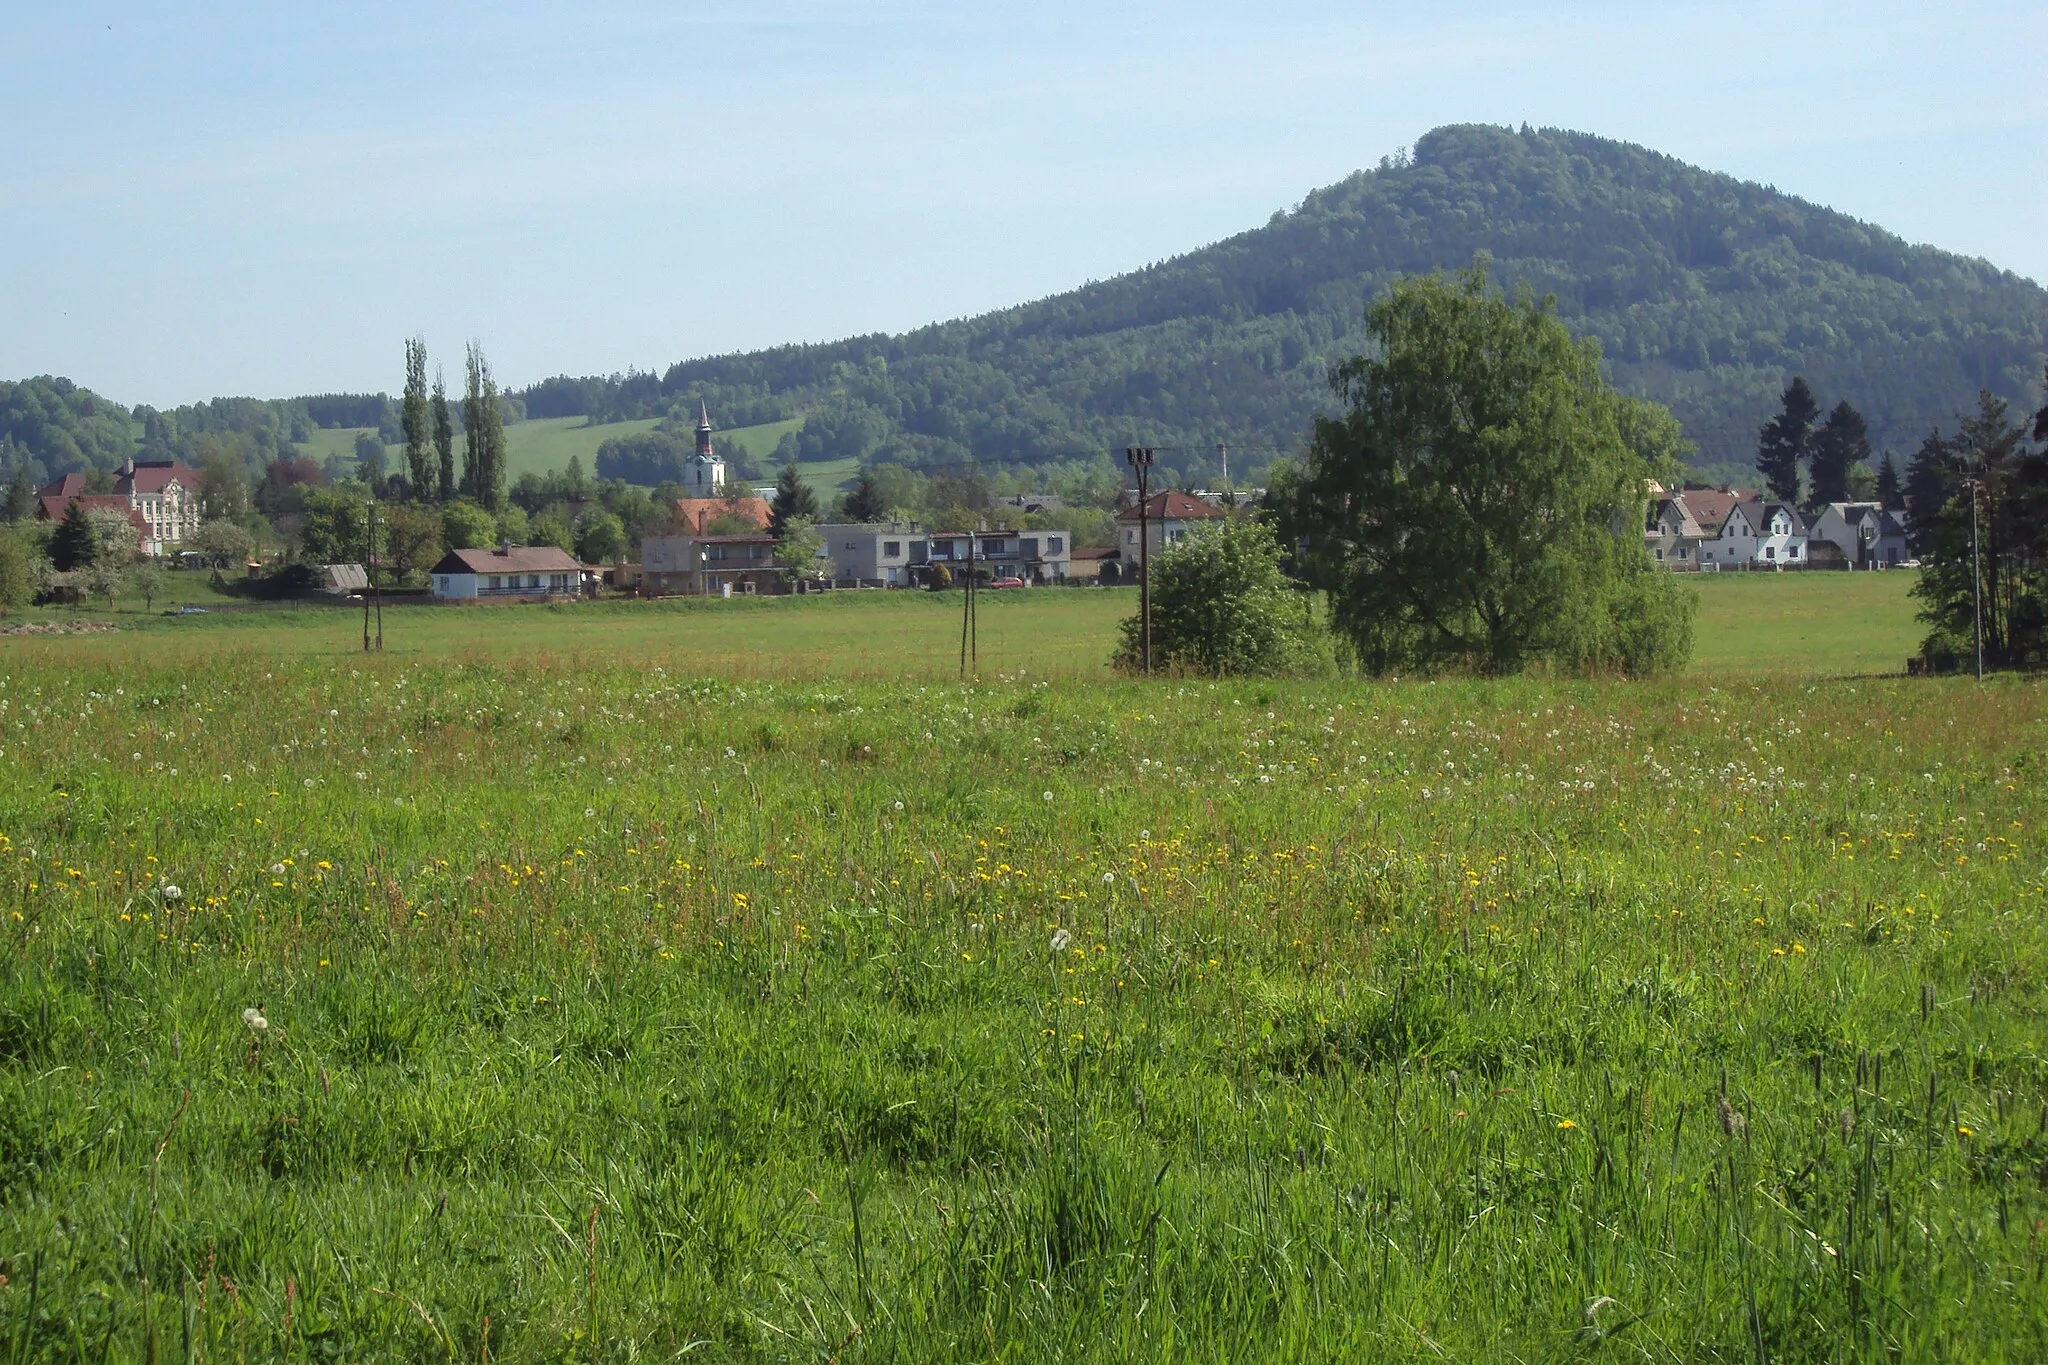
<box><xmin>0</xmin><ymin>608</ymin><xmax>2042</xmax><ymax>1358</ymax></box>
<box><xmin>20</xmin><ymin>567</ymin><xmax>1925</xmax><ymax>680</ymax></box>
<box><xmin>297</xmin><ymin>416</ymin><xmax>800</xmax><ymax>485</ymax></box>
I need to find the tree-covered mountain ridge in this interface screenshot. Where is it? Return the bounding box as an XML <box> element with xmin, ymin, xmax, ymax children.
<box><xmin>633</xmin><ymin>123</ymin><xmax>2045</xmax><ymax>480</ymax></box>
<box><xmin>6</xmin><ymin>123</ymin><xmax>2044</xmax><ymax>487</ymax></box>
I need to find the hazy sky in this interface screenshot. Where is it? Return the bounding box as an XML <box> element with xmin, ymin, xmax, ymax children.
<box><xmin>4</xmin><ymin>1</ymin><xmax>2043</xmax><ymax>408</ymax></box>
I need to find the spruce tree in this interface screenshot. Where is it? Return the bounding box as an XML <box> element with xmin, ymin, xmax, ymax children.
<box><xmin>50</xmin><ymin>500</ymin><xmax>97</xmax><ymax>571</ymax></box>
<box><xmin>432</xmin><ymin>369</ymin><xmax>455</xmax><ymax>502</ymax></box>
<box><xmin>1806</xmin><ymin>399</ymin><xmax>1869</xmax><ymax>510</ymax></box>
<box><xmin>1876</xmin><ymin>451</ymin><xmax>1904</xmax><ymax>510</ymax></box>
<box><xmin>3</xmin><ymin>470</ymin><xmax>32</xmax><ymax>523</ymax></box>
<box><xmin>401</xmin><ymin>336</ymin><xmax>431</xmax><ymax>496</ymax></box>
<box><xmin>769</xmin><ymin>464</ymin><xmax>820</xmax><ymax>536</ymax></box>
<box><xmin>1756</xmin><ymin>376</ymin><xmax>1819</xmax><ymax>505</ymax></box>
<box><xmin>842</xmin><ymin>468</ymin><xmax>889</xmax><ymax>522</ymax></box>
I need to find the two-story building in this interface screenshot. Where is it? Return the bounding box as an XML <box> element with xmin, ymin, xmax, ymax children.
<box><xmin>1702</xmin><ymin>499</ymin><xmax>1809</xmax><ymax>569</ymax></box>
<box><xmin>1116</xmin><ymin>490</ymin><xmax>1226</xmax><ymax>572</ymax></box>
<box><xmin>429</xmin><ymin>545</ymin><xmax>584</xmax><ymax>601</ymax></box>
<box><xmin>924</xmin><ymin>528</ymin><xmax>1073</xmax><ymax>584</ymax></box>
<box><xmin>38</xmin><ymin>458</ymin><xmax>204</xmax><ymax>556</ymax></box>
<box><xmin>1807</xmin><ymin>502</ymin><xmax>1909</xmax><ymax>568</ymax></box>
<box><xmin>814</xmin><ymin>523</ymin><xmax>926</xmax><ymax>585</ymax></box>
<box><xmin>641</xmin><ymin>532</ymin><xmax>784</xmax><ymax>595</ymax></box>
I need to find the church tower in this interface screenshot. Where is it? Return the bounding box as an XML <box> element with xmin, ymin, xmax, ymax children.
<box><xmin>686</xmin><ymin>401</ymin><xmax>725</xmax><ymax>493</ymax></box>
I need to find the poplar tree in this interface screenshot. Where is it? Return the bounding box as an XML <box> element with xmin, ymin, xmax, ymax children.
<box><xmin>462</xmin><ymin>343</ymin><xmax>506</xmax><ymax>512</ymax></box>
<box><xmin>401</xmin><ymin>336</ymin><xmax>431</xmax><ymax>496</ymax></box>
<box><xmin>1756</xmin><ymin>376</ymin><xmax>1818</xmax><ymax>505</ymax></box>
<box><xmin>432</xmin><ymin>369</ymin><xmax>455</xmax><ymax>502</ymax></box>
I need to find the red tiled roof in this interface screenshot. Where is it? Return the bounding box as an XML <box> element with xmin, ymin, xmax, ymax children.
<box><xmin>673</xmin><ymin>496</ymin><xmax>771</xmax><ymax>533</ymax></box>
<box><xmin>1117</xmin><ymin>490</ymin><xmax>1225</xmax><ymax>523</ymax></box>
<box><xmin>37</xmin><ymin>494</ymin><xmax>148</xmax><ymax>534</ymax></box>
<box><xmin>431</xmin><ymin>545</ymin><xmax>584</xmax><ymax>575</ymax></box>
<box><xmin>38</xmin><ymin>473</ymin><xmax>89</xmax><ymax>498</ymax></box>
<box><xmin>121</xmin><ymin>461</ymin><xmax>200</xmax><ymax>494</ymax></box>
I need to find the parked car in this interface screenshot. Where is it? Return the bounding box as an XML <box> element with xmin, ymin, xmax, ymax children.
<box><xmin>989</xmin><ymin>577</ymin><xmax>1027</xmax><ymax>589</ymax></box>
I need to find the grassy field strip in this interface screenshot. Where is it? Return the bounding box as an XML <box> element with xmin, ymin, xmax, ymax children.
<box><xmin>14</xmin><ymin>571</ymin><xmax>1925</xmax><ymax>680</ymax></box>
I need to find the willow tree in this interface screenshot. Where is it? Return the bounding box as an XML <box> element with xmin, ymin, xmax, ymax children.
<box><xmin>1280</xmin><ymin>264</ymin><xmax>1694</xmax><ymax>677</ymax></box>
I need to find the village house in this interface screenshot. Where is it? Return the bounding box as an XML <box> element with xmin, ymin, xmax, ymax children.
<box><xmin>1704</xmin><ymin>499</ymin><xmax>1809</xmax><ymax>569</ymax></box>
<box><xmin>641</xmin><ymin>532</ymin><xmax>783</xmax><ymax>596</ymax></box>
<box><xmin>1116</xmin><ymin>490</ymin><xmax>1226</xmax><ymax>570</ymax></box>
<box><xmin>429</xmin><ymin>545</ymin><xmax>584</xmax><ymax>601</ymax></box>
<box><xmin>38</xmin><ymin>457</ymin><xmax>204</xmax><ymax>555</ymax></box>
<box><xmin>814</xmin><ymin>523</ymin><xmax>926</xmax><ymax>585</ymax></box>
<box><xmin>925</xmin><ymin>527</ymin><xmax>1073</xmax><ymax>584</ymax></box>
<box><xmin>1807</xmin><ymin>502</ymin><xmax>1910</xmax><ymax>568</ymax></box>
<box><xmin>1646</xmin><ymin>488</ymin><xmax>1810</xmax><ymax>570</ymax></box>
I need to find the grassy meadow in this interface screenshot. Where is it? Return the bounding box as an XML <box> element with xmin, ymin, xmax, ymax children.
<box><xmin>6</xmin><ymin>572</ymin><xmax>2046</xmax><ymax>1360</ymax></box>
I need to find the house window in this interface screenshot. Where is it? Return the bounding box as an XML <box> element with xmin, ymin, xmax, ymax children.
<box><xmin>1764</xmin><ymin>547</ymin><xmax>1775</xmax><ymax>561</ymax></box>
<box><xmin>883</xmin><ymin>540</ymin><xmax>901</xmax><ymax>557</ymax></box>
<box><xmin>1677</xmin><ymin>548</ymin><xmax>1689</xmax><ymax>559</ymax></box>
<box><xmin>1789</xmin><ymin>546</ymin><xmax>1800</xmax><ymax>559</ymax></box>
<box><xmin>1022</xmin><ymin>538</ymin><xmax>1039</xmax><ymax>558</ymax></box>
<box><xmin>1126</xmin><ymin>529</ymin><xmax>1137</xmax><ymax>545</ymax></box>
<box><xmin>1048</xmin><ymin>537</ymin><xmax>1062</xmax><ymax>553</ymax></box>
<box><xmin>489</xmin><ymin>575</ymin><xmax>502</xmax><ymax>589</ymax></box>
<box><xmin>1654</xmin><ymin>548</ymin><xmax>1664</xmax><ymax>560</ymax></box>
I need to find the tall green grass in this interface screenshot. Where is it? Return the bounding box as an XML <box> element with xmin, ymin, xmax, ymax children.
<box><xmin>1</xmin><ymin>645</ymin><xmax>2043</xmax><ymax>1359</ymax></box>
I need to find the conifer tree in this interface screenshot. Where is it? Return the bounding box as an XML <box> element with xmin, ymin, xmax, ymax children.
<box><xmin>401</xmin><ymin>336</ymin><xmax>431</xmax><ymax>496</ymax></box>
<box><xmin>1806</xmin><ymin>399</ymin><xmax>1870</xmax><ymax>510</ymax></box>
<box><xmin>50</xmin><ymin>500</ymin><xmax>97</xmax><ymax>571</ymax></box>
<box><xmin>841</xmin><ymin>467</ymin><xmax>889</xmax><ymax>522</ymax></box>
<box><xmin>1876</xmin><ymin>451</ymin><xmax>1904</xmax><ymax>510</ymax></box>
<box><xmin>769</xmin><ymin>464</ymin><xmax>820</xmax><ymax>536</ymax></box>
<box><xmin>1756</xmin><ymin>376</ymin><xmax>1819</xmax><ymax>505</ymax></box>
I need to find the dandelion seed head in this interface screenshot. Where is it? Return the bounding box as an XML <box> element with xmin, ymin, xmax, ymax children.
<box><xmin>242</xmin><ymin>1006</ymin><xmax>268</xmax><ymax>1032</ymax></box>
<box><xmin>1050</xmin><ymin>928</ymin><xmax>1072</xmax><ymax>954</ymax></box>
<box><xmin>161</xmin><ymin>884</ymin><xmax>182</xmax><ymax>902</ymax></box>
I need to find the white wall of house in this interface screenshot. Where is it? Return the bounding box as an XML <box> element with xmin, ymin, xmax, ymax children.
<box><xmin>434</xmin><ymin>572</ymin><xmax>479</xmax><ymax>600</ymax></box>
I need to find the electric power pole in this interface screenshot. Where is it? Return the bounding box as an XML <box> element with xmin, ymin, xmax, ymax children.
<box><xmin>1125</xmin><ymin>446</ymin><xmax>1155</xmax><ymax>675</ymax></box>
<box><xmin>1967</xmin><ymin>477</ymin><xmax>1984</xmax><ymax>680</ymax></box>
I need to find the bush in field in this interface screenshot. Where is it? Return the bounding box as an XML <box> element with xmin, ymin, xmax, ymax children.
<box><xmin>0</xmin><ymin>527</ymin><xmax>41</xmax><ymax>612</ymax></box>
<box><xmin>1114</xmin><ymin>517</ymin><xmax>1332</xmax><ymax>676</ymax></box>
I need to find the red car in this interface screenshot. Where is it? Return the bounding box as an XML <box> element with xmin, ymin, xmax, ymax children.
<box><xmin>988</xmin><ymin>576</ymin><xmax>1027</xmax><ymax>589</ymax></box>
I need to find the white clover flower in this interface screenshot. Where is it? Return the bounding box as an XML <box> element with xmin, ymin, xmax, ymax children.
<box><xmin>242</xmin><ymin>1006</ymin><xmax>268</xmax><ymax>1032</ymax></box>
<box><xmin>161</xmin><ymin>884</ymin><xmax>182</xmax><ymax>902</ymax></box>
<box><xmin>1050</xmin><ymin>928</ymin><xmax>1072</xmax><ymax>953</ymax></box>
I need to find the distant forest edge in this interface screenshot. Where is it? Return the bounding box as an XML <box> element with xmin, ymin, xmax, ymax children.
<box><xmin>4</xmin><ymin>123</ymin><xmax>2044</xmax><ymax>490</ymax></box>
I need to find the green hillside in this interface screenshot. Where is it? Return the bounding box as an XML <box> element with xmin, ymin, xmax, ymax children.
<box><xmin>297</xmin><ymin>416</ymin><xmax>800</xmax><ymax>484</ymax></box>
<box><xmin>561</xmin><ymin>124</ymin><xmax>2048</xmax><ymax>481</ymax></box>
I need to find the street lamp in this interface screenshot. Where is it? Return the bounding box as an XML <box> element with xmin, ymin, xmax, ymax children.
<box><xmin>1124</xmin><ymin>446</ymin><xmax>1155</xmax><ymax>675</ymax></box>
<box><xmin>1858</xmin><ymin>518</ymin><xmax>1874</xmax><ymax>572</ymax></box>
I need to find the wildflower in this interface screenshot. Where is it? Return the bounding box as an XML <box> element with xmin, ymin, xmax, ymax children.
<box><xmin>1050</xmin><ymin>928</ymin><xmax>1072</xmax><ymax>953</ymax></box>
<box><xmin>271</xmin><ymin>863</ymin><xmax>286</xmax><ymax>876</ymax></box>
<box><xmin>1102</xmin><ymin>872</ymin><xmax>1115</xmax><ymax>884</ymax></box>
<box><xmin>242</xmin><ymin>1006</ymin><xmax>268</xmax><ymax>1033</ymax></box>
<box><xmin>1557</xmin><ymin>1119</ymin><xmax>1578</xmax><ymax>1131</ymax></box>
<box><xmin>1957</xmin><ymin>1125</ymin><xmax>1974</xmax><ymax>1140</ymax></box>
<box><xmin>584</xmin><ymin>809</ymin><xmax>595</xmax><ymax>819</ymax></box>
<box><xmin>162</xmin><ymin>885</ymin><xmax>182</xmax><ymax>902</ymax></box>
<box><xmin>1585</xmin><ymin>1296</ymin><xmax>1618</xmax><ymax>1324</ymax></box>
<box><xmin>1042</xmin><ymin>791</ymin><xmax>1053</xmax><ymax>801</ymax></box>
<box><xmin>894</xmin><ymin>801</ymin><xmax>904</xmax><ymax>811</ymax></box>
<box><xmin>1716</xmin><ymin>1092</ymin><xmax>1747</xmax><ymax>1139</ymax></box>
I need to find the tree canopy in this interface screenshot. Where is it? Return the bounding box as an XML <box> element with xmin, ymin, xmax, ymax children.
<box><xmin>1281</xmin><ymin>266</ymin><xmax>1695</xmax><ymax>678</ymax></box>
<box><xmin>1113</xmin><ymin>517</ymin><xmax>1331</xmax><ymax>677</ymax></box>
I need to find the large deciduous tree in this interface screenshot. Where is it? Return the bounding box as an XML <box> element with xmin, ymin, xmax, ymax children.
<box><xmin>1806</xmin><ymin>399</ymin><xmax>1869</xmax><ymax>510</ymax></box>
<box><xmin>1757</xmin><ymin>376</ymin><xmax>1819</xmax><ymax>505</ymax></box>
<box><xmin>402</xmin><ymin>336</ymin><xmax>431</xmax><ymax>496</ymax></box>
<box><xmin>1282</xmin><ymin>265</ymin><xmax>1694</xmax><ymax>677</ymax></box>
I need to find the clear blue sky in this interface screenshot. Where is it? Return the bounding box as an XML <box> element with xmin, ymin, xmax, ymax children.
<box><xmin>3</xmin><ymin>1</ymin><xmax>2042</xmax><ymax>409</ymax></box>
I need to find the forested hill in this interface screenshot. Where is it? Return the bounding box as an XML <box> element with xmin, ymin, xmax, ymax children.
<box><xmin>5</xmin><ymin>124</ymin><xmax>2044</xmax><ymax>487</ymax></box>
<box><xmin>597</xmin><ymin>123</ymin><xmax>2048</xmax><ymax>481</ymax></box>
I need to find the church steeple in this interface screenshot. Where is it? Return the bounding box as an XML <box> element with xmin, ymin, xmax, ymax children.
<box><xmin>695</xmin><ymin>402</ymin><xmax>714</xmax><ymax>461</ymax></box>
<box><xmin>686</xmin><ymin>402</ymin><xmax>726</xmax><ymax>493</ymax></box>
